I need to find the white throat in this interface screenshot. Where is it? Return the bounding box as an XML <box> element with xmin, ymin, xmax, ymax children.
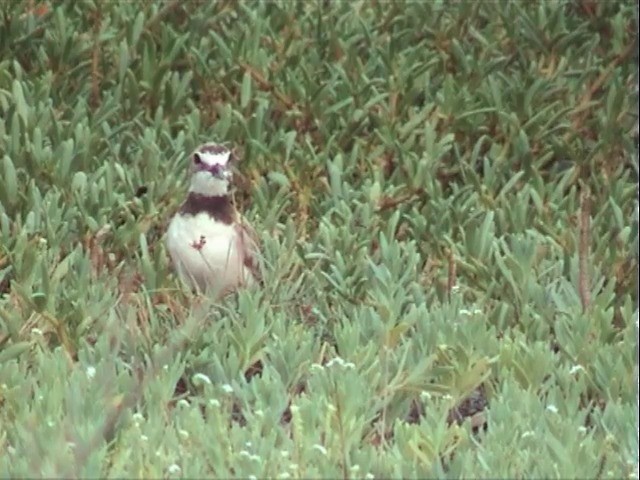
<box><xmin>189</xmin><ymin>171</ymin><xmax>230</xmax><ymax>197</ymax></box>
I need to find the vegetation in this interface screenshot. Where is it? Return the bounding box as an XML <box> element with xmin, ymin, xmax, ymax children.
<box><xmin>0</xmin><ymin>1</ymin><xmax>637</xmax><ymax>477</ymax></box>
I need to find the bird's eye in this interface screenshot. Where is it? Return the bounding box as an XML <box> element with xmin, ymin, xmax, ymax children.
<box><xmin>193</xmin><ymin>153</ymin><xmax>202</xmax><ymax>165</ymax></box>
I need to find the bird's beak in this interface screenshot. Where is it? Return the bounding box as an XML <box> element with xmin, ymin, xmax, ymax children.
<box><xmin>211</xmin><ymin>165</ymin><xmax>231</xmax><ymax>180</ymax></box>
<box><xmin>204</xmin><ymin>164</ymin><xmax>231</xmax><ymax>179</ymax></box>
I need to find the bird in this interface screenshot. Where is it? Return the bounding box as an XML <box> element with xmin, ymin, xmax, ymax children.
<box><xmin>166</xmin><ymin>142</ymin><xmax>261</xmax><ymax>296</ymax></box>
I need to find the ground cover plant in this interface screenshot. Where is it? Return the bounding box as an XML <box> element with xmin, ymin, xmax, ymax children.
<box><xmin>0</xmin><ymin>0</ymin><xmax>638</xmax><ymax>477</ymax></box>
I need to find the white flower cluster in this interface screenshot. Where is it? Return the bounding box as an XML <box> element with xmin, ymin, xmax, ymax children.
<box><xmin>311</xmin><ymin>356</ymin><xmax>356</xmax><ymax>371</ymax></box>
<box><xmin>239</xmin><ymin>450</ymin><xmax>261</xmax><ymax>462</ymax></box>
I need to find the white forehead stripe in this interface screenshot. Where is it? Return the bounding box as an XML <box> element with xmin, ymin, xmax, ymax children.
<box><xmin>199</xmin><ymin>151</ymin><xmax>231</xmax><ymax>166</ymax></box>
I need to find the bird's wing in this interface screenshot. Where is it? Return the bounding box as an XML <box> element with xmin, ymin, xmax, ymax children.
<box><xmin>235</xmin><ymin>216</ymin><xmax>262</xmax><ymax>285</ymax></box>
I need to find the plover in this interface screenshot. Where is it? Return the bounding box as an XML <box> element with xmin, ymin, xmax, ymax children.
<box><xmin>166</xmin><ymin>143</ymin><xmax>260</xmax><ymax>296</ymax></box>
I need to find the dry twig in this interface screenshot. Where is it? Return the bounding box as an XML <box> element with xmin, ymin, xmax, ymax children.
<box><xmin>578</xmin><ymin>187</ymin><xmax>591</xmax><ymax>312</ymax></box>
<box><xmin>447</xmin><ymin>249</ymin><xmax>457</xmax><ymax>299</ymax></box>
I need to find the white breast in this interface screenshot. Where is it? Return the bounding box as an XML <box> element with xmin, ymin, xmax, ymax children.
<box><xmin>166</xmin><ymin>212</ymin><xmax>251</xmax><ymax>295</ymax></box>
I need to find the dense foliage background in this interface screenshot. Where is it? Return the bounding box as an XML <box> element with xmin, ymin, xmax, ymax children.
<box><xmin>0</xmin><ymin>1</ymin><xmax>638</xmax><ymax>477</ymax></box>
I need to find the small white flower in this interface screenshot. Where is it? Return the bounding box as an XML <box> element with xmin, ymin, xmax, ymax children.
<box><xmin>47</xmin><ymin>420</ymin><xmax>54</xmax><ymax>427</ymax></box>
<box><xmin>451</xmin><ymin>285</ymin><xmax>460</xmax><ymax>293</ymax></box>
<box><xmin>327</xmin><ymin>403</ymin><xmax>337</xmax><ymax>412</ymax></box>
<box><xmin>141</xmin><ymin>435</ymin><xmax>149</xmax><ymax>442</ymax></box>
<box><xmin>239</xmin><ymin>450</ymin><xmax>260</xmax><ymax>462</ymax></box>
<box><xmin>280</xmin><ymin>450</ymin><xmax>290</xmax><ymax>458</ymax></box>
<box><xmin>7</xmin><ymin>445</ymin><xmax>16</xmax><ymax>455</ymax></box>
<box><xmin>167</xmin><ymin>464</ymin><xmax>181</xmax><ymax>475</ymax></box>
<box><xmin>222</xmin><ymin>383</ymin><xmax>233</xmax><ymax>393</ymax></box>
<box><xmin>66</xmin><ymin>442</ymin><xmax>76</xmax><ymax>449</ymax></box>
<box><xmin>312</xmin><ymin>444</ymin><xmax>327</xmax><ymax>455</ymax></box>
<box><xmin>249</xmin><ymin>476</ymin><xmax>257</xmax><ymax>480</ymax></box>
<box><xmin>325</xmin><ymin>356</ymin><xmax>355</xmax><ymax>369</ymax></box>
<box><xmin>177</xmin><ymin>399</ymin><xmax>190</xmax><ymax>409</ymax></box>
<box><xmin>473</xmin><ymin>308</ymin><xmax>482</xmax><ymax>315</ymax></box>
<box><xmin>192</xmin><ymin>373</ymin><xmax>212</xmax><ymax>385</ymax></box>
<box><xmin>290</xmin><ymin>405</ymin><xmax>300</xmax><ymax>414</ymax></box>
<box><xmin>255</xmin><ymin>409</ymin><xmax>264</xmax><ymax>417</ymax></box>
<box><xmin>546</xmin><ymin>404</ymin><xmax>558</xmax><ymax>414</ymax></box>
<box><xmin>521</xmin><ymin>431</ymin><xmax>534</xmax><ymax>439</ymax></box>
<box><xmin>578</xmin><ymin>426</ymin><xmax>588</xmax><ymax>434</ymax></box>
<box><xmin>289</xmin><ymin>463</ymin><xmax>299</xmax><ymax>471</ymax></box>
<box><xmin>365</xmin><ymin>474</ymin><xmax>375</xmax><ymax>479</ymax></box>
<box><xmin>350</xmin><ymin>465</ymin><xmax>361</xmax><ymax>473</ymax></box>
<box><xmin>31</xmin><ymin>328</ymin><xmax>43</xmax><ymax>335</ymax></box>
<box><xmin>569</xmin><ymin>365</ymin><xmax>584</xmax><ymax>375</ymax></box>
<box><xmin>86</xmin><ymin>366</ymin><xmax>96</xmax><ymax>379</ymax></box>
<box><xmin>208</xmin><ymin>398</ymin><xmax>221</xmax><ymax>407</ymax></box>
<box><xmin>132</xmin><ymin>413</ymin><xmax>145</xmax><ymax>423</ymax></box>
<box><xmin>178</xmin><ymin>429</ymin><xmax>189</xmax><ymax>439</ymax></box>
<box><xmin>245</xmin><ymin>441</ymin><xmax>252</xmax><ymax>447</ymax></box>
<box><xmin>459</xmin><ymin>309</ymin><xmax>471</xmax><ymax>316</ymax></box>
<box><xmin>279</xmin><ymin>473</ymin><xmax>291</xmax><ymax>479</ymax></box>
<box><xmin>442</xmin><ymin>394</ymin><xmax>453</xmax><ymax>400</ymax></box>
<box><xmin>38</xmin><ymin>238</ymin><xmax>47</xmax><ymax>246</ymax></box>
<box><xmin>163</xmin><ymin>364</ymin><xmax>169</xmax><ymax>370</ymax></box>
<box><xmin>326</xmin><ymin>357</ymin><xmax>345</xmax><ymax>368</ymax></box>
<box><xmin>420</xmin><ymin>391</ymin><xmax>432</xmax><ymax>401</ymax></box>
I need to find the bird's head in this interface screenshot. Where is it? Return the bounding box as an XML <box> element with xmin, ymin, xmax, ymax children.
<box><xmin>188</xmin><ymin>143</ymin><xmax>235</xmax><ymax>197</ymax></box>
